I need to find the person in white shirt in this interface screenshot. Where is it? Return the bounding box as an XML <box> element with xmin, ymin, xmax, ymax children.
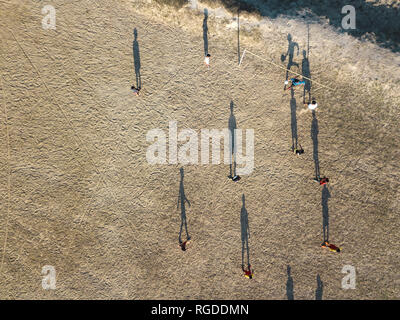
<box><xmin>204</xmin><ymin>53</ymin><xmax>211</xmax><ymax>68</ymax></box>
<box><xmin>308</xmin><ymin>100</ymin><xmax>318</xmax><ymax>110</ymax></box>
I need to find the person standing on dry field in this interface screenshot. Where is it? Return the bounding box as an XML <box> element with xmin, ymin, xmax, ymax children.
<box><xmin>292</xmin><ymin>144</ymin><xmax>304</xmax><ymax>155</ymax></box>
<box><xmin>131</xmin><ymin>85</ymin><xmax>141</xmax><ymax>96</ymax></box>
<box><xmin>307</xmin><ymin>100</ymin><xmax>318</xmax><ymax>110</ymax></box>
<box><xmin>204</xmin><ymin>53</ymin><xmax>211</xmax><ymax>68</ymax></box>
<box><xmin>242</xmin><ymin>264</ymin><xmax>254</xmax><ymax>279</ymax></box>
<box><xmin>314</xmin><ymin>176</ymin><xmax>329</xmax><ymax>185</ymax></box>
<box><xmin>321</xmin><ymin>241</ymin><xmax>341</xmax><ymax>253</ymax></box>
<box><xmin>179</xmin><ymin>238</ymin><xmax>191</xmax><ymax>251</ymax></box>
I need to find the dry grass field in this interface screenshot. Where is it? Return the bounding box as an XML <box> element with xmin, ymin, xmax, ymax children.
<box><xmin>0</xmin><ymin>0</ymin><xmax>399</xmax><ymax>299</ymax></box>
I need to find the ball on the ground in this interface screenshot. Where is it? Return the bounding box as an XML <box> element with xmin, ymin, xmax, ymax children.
<box><xmin>284</xmin><ymin>80</ymin><xmax>289</xmax><ymax>85</ymax></box>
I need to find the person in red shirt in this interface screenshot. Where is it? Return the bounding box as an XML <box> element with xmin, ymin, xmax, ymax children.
<box><xmin>321</xmin><ymin>241</ymin><xmax>341</xmax><ymax>253</ymax></box>
<box><xmin>314</xmin><ymin>176</ymin><xmax>329</xmax><ymax>185</ymax></box>
<box><xmin>179</xmin><ymin>237</ymin><xmax>191</xmax><ymax>251</ymax></box>
<box><xmin>319</xmin><ymin>177</ymin><xmax>329</xmax><ymax>185</ymax></box>
<box><xmin>242</xmin><ymin>265</ymin><xmax>254</xmax><ymax>279</ymax></box>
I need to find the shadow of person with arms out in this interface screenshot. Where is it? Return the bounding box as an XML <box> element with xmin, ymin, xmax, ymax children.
<box><xmin>311</xmin><ymin>110</ymin><xmax>320</xmax><ymax>180</ymax></box>
<box><xmin>228</xmin><ymin>101</ymin><xmax>240</xmax><ymax>181</ymax></box>
<box><xmin>282</xmin><ymin>34</ymin><xmax>299</xmax><ymax>81</ymax></box>
<box><xmin>286</xmin><ymin>265</ymin><xmax>294</xmax><ymax>300</ymax></box>
<box><xmin>133</xmin><ymin>28</ymin><xmax>141</xmax><ymax>89</ymax></box>
<box><xmin>302</xmin><ymin>24</ymin><xmax>312</xmax><ymax>104</ymax></box>
<box><xmin>290</xmin><ymin>88</ymin><xmax>298</xmax><ymax>151</ymax></box>
<box><xmin>240</xmin><ymin>194</ymin><xmax>251</xmax><ymax>271</ymax></box>
<box><xmin>178</xmin><ymin>167</ymin><xmax>191</xmax><ymax>251</ymax></box>
<box><xmin>315</xmin><ymin>274</ymin><xmax>323</xmax><ymax>300</ymax></box>
<box><xmin>203</xmin><ymin>8</ymin><xmax>209</xmax><ymax>56</ymax></box>
<box><xmin>322</xmin><ymin>184</ymin><xmax>331</xmax><ymax>243</ymax></box>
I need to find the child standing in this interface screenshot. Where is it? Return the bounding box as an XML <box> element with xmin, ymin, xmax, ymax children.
<box><xmin>179</xmin><ymin>237</ymin><xmax>191</xmax><ymax>251</ymax></box>
<box><xmin>204</xmin><ymin>53</ymin><xmax>211</xmax><ymax>69</ymax></box>
<box><xmin>131</xmin><ymin>85</ymin><xmax>141</xmax><ymax>96</ymax></box>
<box><xmin>307</xmin><ymin>100</ymin><xmax>318</xmax><ymax>110</ymax></box>
<box><xmin>242</xmin><ymin>265</ymin><xmax>254</xmax><ymax>279</ymax></box>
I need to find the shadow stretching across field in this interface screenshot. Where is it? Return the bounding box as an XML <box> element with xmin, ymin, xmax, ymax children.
<box><xmin>302</xmin><ymin>24</ymin><xmax>312</xmax><ymax>104</ymax></box>
<box><xmin>240</xmin><ymin>194</ymin><xmax>251</xmax><ymax>268</ymax></box>
<box><xmin>228</xmin><ymin>101</ymin><xmax>238</xmax><ymax>178</ymax></box>
<box><xmin>286</xmin><ymin>265</ymin><xmax>294</xmax><ymax>300</ymax></box>
<box><xmin>178</xmin><ymin>168</ymin><xmax>191</xmax><ymax>244</ymax></box>
<box><xmin>210</xmin><ymin>0</ymin><xmax>400</xmax><ymax>53</ymax></box>
<box><xmin>290</xmin><ymin>88</ymin><xmax>298</xmax><ymax>151</ymax></box>
<box><xmin>322</xmin><ymin>184</ymin><xmax>331</xmax><ymax>243</ymax></box>
<box><xmin>203</xmin><ymin>8</ymin><xmax>209</xmax><ymax>56</ymax></box>
<box><xmin>315</xmin><ymin>274</ymin><xmax>324</xmax><ymax>300</ymax></box>
<box><xmin>133</xmin><ymin>28</ymin><xmax>142</xmax><ymax>89</ymax></box>
<box><xmin>311</xmin><ymin>110</ymin><xmax>320</xmax><ymax>180</ymax></box>
<box><xmin>282</xmin><ymin>33</ymin><xmax>299</xmax><ymax>82</ymax></box>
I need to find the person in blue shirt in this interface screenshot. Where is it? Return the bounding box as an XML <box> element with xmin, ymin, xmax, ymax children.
<box><xmin>285</xmin><ymin>77</ymin><xmax>306</xmax><ymax>90</ymax></box>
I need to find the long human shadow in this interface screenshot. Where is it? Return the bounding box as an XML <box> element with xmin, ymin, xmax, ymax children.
<box><xmin>203</xmin><ymin>8</ymin><xmax>209</xmax><ymax>56</ymax></box>
<box><xmin>315</xmin><ymin>274</ymin><xmax>323</xmax><ymax>300</ymax></box>
<box><xmin>282</xmin><ymin>34</ymin><xmax>299</xmax><ymax>81</ymax></box>
<box><xmin>311</xmin><ymin>110</ymin><xmax>320</xmax><ymax>180</ymax></box>
<box><xmin>177</xmin><ymin>167</ymin><xmax>191</xmax><ymax>244</ymax></box>
<box><xmin>290</xmin><ymin>88</ymin><xmax>298</xmax><ymax>151</ymax></box>
<box><xmin>322</xmin><ymin>184</ymin><xmax>331</xmax><ymax>243</ymax></box>
<box><xmin>286</xmin><ymin>265</ymin><xmax>294</xmax><ymax>300</ymax></box>
<box><xmin>214</xmin><ymin>0</ymin><xmax>400</xmax><ymax>53</ymax></box>
<box><xmin>228</xmin><ymin>101</ymin><xmax>237</xmax><ymax>179</ymax></box>
<box><xmin>133</xmin><ymin>28</ymin><xmax>141</xmax><ymax>89</ymax></box>
<box><xmin>301</xmin><ymin>24</ymin><xmax>312</xmax><ymax>104</ymax></box>
<box><xmin>240</xmin><ymin>194</ymin><xmax>251</xmax><ymax>269</ymax></box>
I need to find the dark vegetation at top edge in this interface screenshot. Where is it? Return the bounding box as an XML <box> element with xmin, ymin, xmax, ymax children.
<box><xmin>155</xmin><ymin>0</ymin><xmax>400</xmax><ymax>53</ymax></box>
